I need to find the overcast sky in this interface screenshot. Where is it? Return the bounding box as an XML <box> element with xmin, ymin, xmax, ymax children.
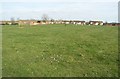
<box><xmin>0</xmin><ymin>0</ymin><xmax>119</xmax><ymax>22</ymax></box>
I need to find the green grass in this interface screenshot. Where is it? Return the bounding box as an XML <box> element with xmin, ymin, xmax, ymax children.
<box><xmin>2</xmin><ymin>24</ymin><xmax>118</xmax><ymax>77</ymax></box>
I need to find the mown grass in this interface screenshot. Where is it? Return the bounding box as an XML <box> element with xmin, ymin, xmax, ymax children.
<box><xmin>2</xmin><ymin>24</ymin><xmax>118</xmax><ymax>77</ymax></box>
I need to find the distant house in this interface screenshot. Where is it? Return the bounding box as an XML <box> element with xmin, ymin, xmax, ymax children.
<box><xmin>42</xmin><ymin>21</ymin><xmax>49</xmax><ymax>24</ymax></box>
<box><xmin>48</xmin><ymin>19</ymin><xmax>56</xmax><ymax>24</ymax></box>
<box><xmin>30</xmin><ymin>20</ymin><xmax>42</xmax><ymax>25</ymax></box>
<box><xmin>0</xmin><ymin>21</ymin><xmax>9</xmax><ymax>25</ymax></box>
<box><xmin>63</xmin><ymin>20</ymin><xmax>71</xmax><ymax>24</ymax></box>
<box><xmin>0</xmin><ymin>21</ymin><xmax>2</xmax><ymax>25</ymax></box>
<box><xmin>0</xmin><ymin>21</ymin><xmax>18</xmax><ymax>25</ymax></box>
<box><xmin>61</xmin><ymin>21</ymin><xmax>65</xmax><ymax>24</ymax></box>
<box><xmin>19</xmin><ymin>20</ymin><xmax>31</xmax><ymax>25</ymax></box>
<box><xmin>117</xmin><ymin>23</ymin><xmax>120</xmax><ymax>26</ymax></box>
<box><xmin>49</xmin><ymin>21</ymin><xmax>55</xmax><ymax>24</ymax></box>
<box><xmin>19</xmin><ymin>20</ymin><xmax>43</xmax><ymax>25</ymax></box>
<box><xmin>72</xmin><ymin>21</ymin><xmax>86</xmax><ymax>25</ymax></box>
<box><xmin>54</xmin><ymin>20</ymin><xmax>62</xmax><ymax>24</ymax></box>
<box><xmin>89</xmin><ymin>21</ymin><xmax>103</xmax><ymax>25</ymax></box>
<box><xmin>104</xmin><ymin>23</ymin><xmax>120</xmax><ymax>26</ymax></box>
<box><xmin>0</xmin><ymin>21</ymin><xmax>6</xmax><ymax>25</ymax></box>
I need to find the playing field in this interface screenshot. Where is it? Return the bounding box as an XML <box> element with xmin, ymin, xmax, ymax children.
<box><xmin>2</xmin><ymin>24</ymin><xmax>118</xmax><ymax>77</ymax></box>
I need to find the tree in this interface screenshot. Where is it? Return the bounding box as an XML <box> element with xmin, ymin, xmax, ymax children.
<box><xmin>17</xmin><ymin>18</ymin><xmax>20</xmax><ymax>21</ymax></box>
<box><xmin>41</xmin><ymin>14</ymin><xmax>49</xmax><ymax>22</ymax></box>
<box><xmin>50</xmin><ymin>18</ymin><xmax>55</xmax><ymax>22</ymax></box>
<box><xmin>10</xmin><ymin>17</ymin><xmax>15</xmax><ymax>25</ymax></box>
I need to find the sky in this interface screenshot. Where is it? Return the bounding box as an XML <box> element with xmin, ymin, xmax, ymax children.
<box><xmin>0</xmin><ymin>0</ymin><xmax>119</xmax><ymax>22</ymax></box>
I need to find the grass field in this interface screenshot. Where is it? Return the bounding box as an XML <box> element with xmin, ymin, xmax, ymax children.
<box><xmin>2</xmin><ymin>24</ymin><xmax>118</xmax><ymax>77</ymax></box>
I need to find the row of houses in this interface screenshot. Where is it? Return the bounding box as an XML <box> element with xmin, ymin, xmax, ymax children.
<box><xmin>0</xmin><ymin>20</ymin><xmax>120</xmax><ymax>26</ymax></box>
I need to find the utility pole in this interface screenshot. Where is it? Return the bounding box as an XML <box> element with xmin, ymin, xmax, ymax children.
<box><xmin>118</xmin><ymin>1</ymin><xmax>120</xmax><ymax>23</ymax></box>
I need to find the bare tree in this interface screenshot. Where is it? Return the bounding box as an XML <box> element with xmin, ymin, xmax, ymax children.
<box><xmin>17</xmin><ymin>18</ymin><xmax>20</xmax><ymax>21</ymax></box>
<box><xmin>50</xmin><ymin>18</ymin><xmax>55</xmax><ymax>22</ymax></box>
<box><xmin>10</xmin><ymin>17</ymin><xmax>15</xmax><ymax>25</ymax></box>
<box><xmin>41</xmin><ymin>14</ymin><xmax>49</xmax><ymax>22</ymax></box>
